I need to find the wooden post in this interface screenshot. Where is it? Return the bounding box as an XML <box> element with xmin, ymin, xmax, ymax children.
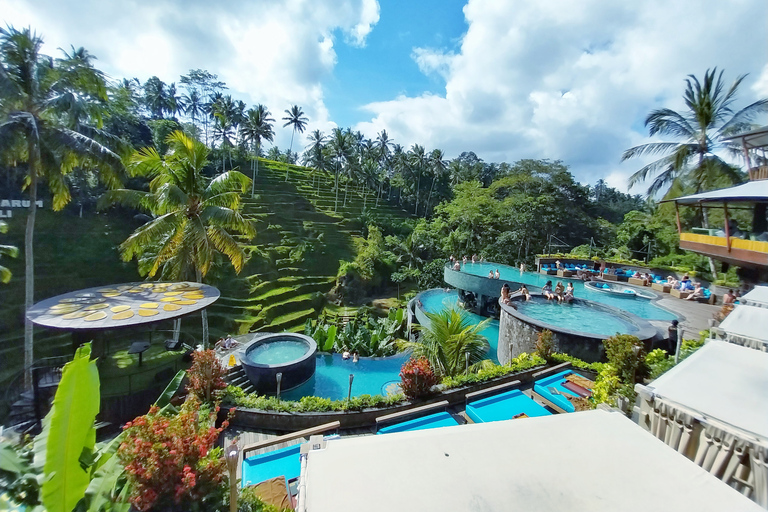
<box><xmin>724</xmin><ymin>203</ymin><xmax>731</xmax><ymax>252</ymax></box>
<box><xmin>741</xmin><ymin>137</ymin><xmax>753</xmax><ymax>180</ymax></box>
<box><xmin>674</xmin><ymin>203</ymin><xmax>682</xmax><ymax>234</ymax></box>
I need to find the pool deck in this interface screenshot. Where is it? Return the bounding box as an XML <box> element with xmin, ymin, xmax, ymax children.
<box><xmin>652</xmin><ymin>296</ymin><xmax>720</xmax><ymax>337</ymax></box>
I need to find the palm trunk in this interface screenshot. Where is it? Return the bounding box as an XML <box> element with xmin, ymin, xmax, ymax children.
<box><xmin>344</xmin><ymin>177</ymin><xmax>349</xmax><ymax>207</ymax></box>
<box><xmin>196</xmin><ymin>269</ymin><xmax>209</xmax><ymax>348</ymax></box>
<box><xmin>425</xmin><ymin>176</ymin><xmax>436</xmax><ymax>218</ymax></box>
<box><xmin>334</xmin><ymin>166</ymin><xmax>340</xmax><ymax>212</ymax></box>
<box><xmin>24</xmin><ymin>140</ymin><xmax>38</xmax><ymax>389</ymax></box>
<box><xmin>285</xmin><ymin>130</ymin><xmax>295</xmax><ymax>181</ymax></box>
<box><xmin>414</xmin><ymin>172</ymin><xmax>421</xmax><ymax>215</ymax></box>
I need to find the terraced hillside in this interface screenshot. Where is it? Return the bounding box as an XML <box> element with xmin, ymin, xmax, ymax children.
<box><xmin>205</xmin><ymin>158</ymin><xmax>413</xmax><ymax>336</ymax></box>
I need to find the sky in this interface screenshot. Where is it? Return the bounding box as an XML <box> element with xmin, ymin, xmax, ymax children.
<box><xmin>2</xmin><ymin>0</ymin><xmax>767</xmax><ymax>192</ymax></box>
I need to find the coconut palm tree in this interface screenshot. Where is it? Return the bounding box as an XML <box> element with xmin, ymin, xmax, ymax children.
<box><xmin>622</xmin><ymin>68</ymin><xmax>768</xmax><ymax>277</ymax></box>
<box><xmin>408</xmin><ymin>144</ymin><xmax>427</xmax><ymax>215</ymax></box>
<box><xmin>425</xmin><ymin>149</ymin><xmax>447</xmax><ymax>217</ymax></box>
<box><xmin>282</xmin><ymin>105</ymin><xmax>308</xmax><ymax>178</ymax></box>
<box><xmin>100</xmin><ymin>130</ymin><xmax>255</xmax><ymax>345</ymax></box>
<box><xmin>329</xmin><ymin>127</ymin><xmax>352</xmax><ymax>212</ymax></box>
<box><xmin>623</xmin><ymin>68</ymin><xmax>767</xmax><ymax>198</ymax></box>
<box><xmin>303</xmin><ymin>129</ymin><xmax>328</xmax><ymax>195</ymax></box>
<box><xmin>0</xmin><ymin>27</ymin><xmax>124</xmax><ymax>383</ymax></box>
<box><xmin>241</xmin><ymin>104</ymin><xmax>275</xmax><ymax>196</ymax></box>
<box><xmin>400</xmin><ymin>308</ymin><xmax>491</xmax><ymax>378</ymax></box>
<box><xmin>183</xmin><ymin>89</ymin><xmax>204</xmax><ymax>134</ymax></box>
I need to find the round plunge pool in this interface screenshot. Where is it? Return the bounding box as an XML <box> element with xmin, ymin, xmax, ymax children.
<box><xmin>240</xmin><ymin>333</ymin><xmax>317</xmax><ymax>394</ymax></box>
<box><xmin>498</xmin><ymin>294</ymin><xmax>657</xmax><ymax>363</ymax></box>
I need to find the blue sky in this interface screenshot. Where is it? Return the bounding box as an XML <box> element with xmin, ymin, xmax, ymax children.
<box><xmin>327</xmin><ymin>0</ymin><xmax>466</xmax><ymax>128</ymax></box>
<box><xmin>2</xmin><ymin>0</ymin><xmax>767</xmax><ymax>191</ymax></box>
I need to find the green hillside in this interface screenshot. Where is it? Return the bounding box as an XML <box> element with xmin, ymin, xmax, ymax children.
<box><xmin>208</xmin><ymin>158</ymin><xmax>412</xmax><ymax>335</ymax></box>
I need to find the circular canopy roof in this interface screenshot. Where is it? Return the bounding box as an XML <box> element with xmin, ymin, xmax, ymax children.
<box><xmin>26</xmin><ymin>281</ymin><xmax>220</xmax><ymax>330</ymax></box>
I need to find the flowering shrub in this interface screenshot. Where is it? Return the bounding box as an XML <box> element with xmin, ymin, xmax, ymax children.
<box><xmin>187</xmin><ymin>349</ymin><xmax>228</xmax><ymax>403</ymax></box>
<box><xmin>117</xmin><ymin>395</ymin><xmax>234</xmax><ymax>511</ymax></box>
<box><xmin>399</xmin><ymin>357</ymin><xmax>439</xmax><ymax>400</ymax></box>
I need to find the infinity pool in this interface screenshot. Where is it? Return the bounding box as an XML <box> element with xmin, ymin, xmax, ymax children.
<box><xmin>513</xmin><ymin>297</ymin><xmax>641</xmax><ymax>337</ymax></box>
<box><xmin>246</xmin><ymin>340</ymin><xmax>309</xmax><ymax>365</ymax></box>
<box><xmin>459</xmin><ymin>262</ymin><xmax>677</xmax><ymax>321</ymax></box>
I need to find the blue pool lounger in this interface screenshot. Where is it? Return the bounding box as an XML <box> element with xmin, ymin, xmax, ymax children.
<box><xmin>533</xmin><ymin>369</ymin><xmax>590</xmax><ymax>413</ymax></box>
<box><xmin>465</xmin><ymin>389</ymin><xmax>551</xmax><ymax>423</ymax></box>
<box><xmin>377</xmin><ymin>411</ymin><xmax>459</xmax><ymax>434</ymax></box>
<box><xmin>242</xmin><ymin>443</ymin><xmax>302</xmax><ymax>488</ymax></box>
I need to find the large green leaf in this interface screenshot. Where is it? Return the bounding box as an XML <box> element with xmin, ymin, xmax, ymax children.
<box><xmin>323</xmin><ymin>325</ymin><xmax>337</xmax><ymax>352</ymax></box>
<box><xmin>40</xmin><ymin>343</ymin><xmax>100</xmax><ymax>512</ymax></box>
<box><xmin>153</xmin><ymin>369</ymin><xmax>185</xmax><ymax>408</ymax></box>
<box><xmin>0</xmin><ymin>444</ymin><xmax>26</xmax><ymax>474</ymax></box>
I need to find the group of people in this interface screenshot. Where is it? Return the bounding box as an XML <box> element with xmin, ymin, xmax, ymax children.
<box><xmin>500</xmin><ymin>283</ymin><xmax>531</xmax><ymax>304</ymax></box>
<box><xmin>342</xmin><ymin>349</ymin><xmax>359</xmax><ymax>363</ymax></box>
<box><xmin>631</xmin><ymin>271</ymin><xmax>654</xmax><ymax>286</ymax></box>
<box><xmin>487</xmin><ymin>269</ymin><xmax>501</xmax><ymax>279</ymax></box>
<box><xmin>542</xmin><ymin>280</ymin><xmax>574</xmax><ymax>303</ymax></box>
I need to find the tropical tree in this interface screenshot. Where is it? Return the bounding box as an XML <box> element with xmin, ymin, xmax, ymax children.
<box><xmin>303</xmin><ymin>129</ymin><xmax>328</xmax><ymax>195</ymax></box>
<box><xmin>622</xmin><ymin>68</ymin><xmax>768</xmax><ymax>277</ymax></box>
<box><xmin>329</xmin><ymin>127</ymin><xmax>353</xmax><ymax>212</ymax></box>
<box><xmin>142</xmin><ymin>76</ymin><xmax>168</xmax><ymax>119</ymax></box>
<box><xmin>240</xmin><ymin>104</ymin><xmax>274</xmax><ymax>195</ymax></box>
<box><xmin>0</xmin><ymin>26</ymin><xmax>124</xmax><ymax>385</ymax></box>
<box><xmin>408</xmin><ymin>144</ymin><xmax>427</xmax><ymax>215</ymax></box>
<box><xmin>401</xmin><ymin>308</ymin><xmax>492</xmax><ymax>378</ymax></box>
<box><xmin>623</xmin><ymin>68</ymin><xmax>767</xmax><ymax>197</ymax></box>
<box><xmin>282</xmin><ymin>105</ymin><xmax>308</xmax><ymax>176</ymax></box>
<box><xmin>425</xmin><ymin>148</ymin><xmax>447</xmax><ymax>217</ymax></box>
<box><xmin>100</xmin><ymin>131</ymin><xmax>255</xmax><ymax>345</ymax></box>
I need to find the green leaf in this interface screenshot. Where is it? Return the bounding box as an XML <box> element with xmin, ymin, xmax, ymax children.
<box><xmin>40</xmin><ymin>343</ymin><xmax>100</xmax><ymax>512</ymax></box>
<box><xmin>84</xmin><ymin>448</ymin><xmax>126</xmax><ymax>512</ymax></box>
<box><xmin>154</xmin><ymin>369</ymin><xmax>185</xmax><ymax>408</ymax></box>
<box><xmin>0</xmin><ymin>444</ymin><xmax>26</xmax><ymax>474</ymax></box>
<box><xmin>323</xmin><ymin>325</ymin><xmax>337</xmax><ymax>352</ymax></box>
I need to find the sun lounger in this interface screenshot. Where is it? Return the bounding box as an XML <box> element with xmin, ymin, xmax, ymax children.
<box><xmin>557</xmin><ymin>269</ymin><xmax>574</xmax><ymax>277</ymax></box>
<box><xmin>628</xmin><ymin>277</ymin><xmax>646</xmax><ymax>286</ymax></box>
<box><xmin>651</xmin><ymin>282</ymin><xmax>671</xmax><ymax>293</ymax></box>
<box><xmin>602</xmin><ymin>273</ymin><xmax>618</xmax><ymax>281</ymax></box>
<box><xmin>670</xmin><ymin>288</ymin><xmax>691</xmax><ymax>299</ymax></box>
<box><xmin>465</xmin><ymin>389</ymin><xmax>551</xmax><ymax>423</ymax></box>
<box><xmin>531</xmin><ymin>370</ymin><xmax>592</xmax><ymax>414</ymax></box>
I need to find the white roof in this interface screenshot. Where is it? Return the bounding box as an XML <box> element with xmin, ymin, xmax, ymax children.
<box><xmin>666</xmin><ymin>179</ymin><xmax>768</xmax><ymax>205</ymax></box>
<box><xmin>741</xmin><ymin>286</ymin><xmax>768</xmax><ymax>307</ymax></box>
<box><xmin>717</xmin><ymin>304</ymin><xmax>768</xmax><ymax>342</ymax></box>
<box><xmin>648</xmin><ymin>340</ymin><xmax>768</xmax><ymax>441</ymax></box>
<box><xmin>723</xmin><ymin>125</ymin><xmax>768</xmax><ymax>150</ymax></box>
<box><xmin>301</xmin><ymin>409</ymin><xmax>761</xmax><ymax>512</ymax></box>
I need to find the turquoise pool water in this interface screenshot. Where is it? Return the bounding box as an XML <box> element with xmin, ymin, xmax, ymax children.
<box><xmin>419</xmin><ymin>289</ymin><xmax>500</xmax><ymax>362</ymax></box>
<box><xmin>246</xmin><ymin>340</ymin><xmax>309</xmax><ymax>365</ymax></box>
<box><xmin>281</xmin><ymin>353</ymin><xmax>408</xmax><ymax>401</ymax></box>
<box><xmin>514</xmin><ymin>297</ymin><xmax>640</xmax><ymax>337</ymax></box>
<box><xmin>459</xmin><ymin>262</ymin><xmax>677</xmax><ymax>321</ymax></box>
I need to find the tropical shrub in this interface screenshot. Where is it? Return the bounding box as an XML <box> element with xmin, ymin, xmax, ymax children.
<box><xmin>118</xmin><ymin>395</ymin><xmax>234</xmax><ymax>512</ymax></box>
<box><xmin>549</xmin><ymin>352</ymin><xmax>605</xmax><ymax>373</ymax></box>
<box><xmin>187</xmin><ymin>349</ymin><xmax>228</xmax><ymax>403</ymax></box>
<box><xmin>306</xmin><ymin>307</ymin><xmax>406</xmax><ymax>357</ymax></box>
<box><xmin>441</xmin><ymin>352</ymin><xmax>546</xmax><ymax>389</ymax></box>
<box><xmin>402</xmin><ymin>308</ymin><xmax>492</xmax><ymax>378</ymax></box>
<box><xmin>535</xmin><ymin>329</ymin><xmax>555</xmax><ymax>361</ymax></box>
<box><xmin>237</xmin><ymin>485</ymin><xmax>286</xmax><ymax>512</ymax></box>
<box><xmin>399</xmin><ymin>357</ymin><xmax>439</xmax><ymax>400</ymax></box>
<box><xmin>224</xmin><ymin>385</ymin><xmax>404</xmax><ymax>412</ymax></box>
<box><xmin>603</xmin><ymin>334</ymin><xmax>647</xmax><ymax>384</ymax></box>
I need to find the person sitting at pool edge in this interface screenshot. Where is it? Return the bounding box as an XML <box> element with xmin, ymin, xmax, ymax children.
<box><xmin>494</xmin><ymin>269</ymin><xmax>500</xmax><ymax>279</ymax></box>
<box><xmin>542</xmin><ymin>280</ymin><xmax>555</xmax><ymax>300</ymax></box>
<box><xmin>501</xmin><ymin>283</ymin><xmax>511</xmax><ymax>304</ymax></box>
<box><xmin>723</xmin><ymin>289</ymin><xmax>736</xmax><ymax>305</ymax></box>
<box><xmin>563</xmin><ymin>282</ymin><xmax>574</xmax><ymax>303</ymax></box>
<box><xmin>352</xmin><ymin>352</ymin><xmax>359</xmax><ymax>363</ymax></box>
<box><xmin>215</xmin><ymin>334</ymin><xmax>238</xmax><ymax>350</ymax></box>
<box><xmin>517</xmin><ymin>284</ymin><xmax>531</xmax><ymax>301</ymax></box>
<box><xmin>554</xmin><ymin>282</ymin><xmax>565</xmax><ymax>302</ymax></box>
<box><xmin>488</xmin><ymin>270</ymin><xmax>495</xmax><ymax>279</ymax></box>
<box><xmin>342</xmin><ymin>348</ymin><xmax>350</xmax><ymax>360</ymax></box>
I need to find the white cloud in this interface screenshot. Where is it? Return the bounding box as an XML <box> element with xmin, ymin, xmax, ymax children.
<box><xmin>0</xmin><ymin>0</ymin><xmax>380</xmax><ymax>150</ymax></box>
<box><xmin>354</xmin><ymin>0</ymin><xmax>768</xmax><ymax>190</ymax></box>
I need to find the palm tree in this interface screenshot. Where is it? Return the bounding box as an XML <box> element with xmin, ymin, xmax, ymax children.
<box><xmin>408</xmin><ymin>144</ymin><xmax>427</xmax><ymax>215</ymax></box>
<box><xmin>0</xmin><ymin>27</ymin><xmax>123</xmax><ymax>383</ymax></box>
<box><xmin>303</xmin><ymin>129</ymin><xmax>328</xmax><ymax>195</ymax></box>
<box><xmin>142</xmin><ymin>76</ymin><xmax>167</xmax><ymax>119</ymax></box>
<box><xmin>166</xmin><ymin>83</ymin><xmax>185</xmax><ymax>119</ymax></box>
<box><xmin>401</xmin><ymin>308</ymin><xmax>491</xmax><ymax>378</ymax></box>
<box><xmin>425</xmin><ymin>149</ymin><xmax>447</xmax><ymax>217</ymax></box>
<box><xmin>183</xmin><ymin>89</ymin><xmax>204</xmax><ymax>134</ymax></box>
<box><xmin>623</xmin><ymin>68</ymin><xmax>767</xmax><ymax>197</ymax></box>
<box><xmin>329</xmin><ymin>127</ymin><xmax>352</xmax><ymax>212</ymax></box>
<box><xmin>100</xmin><ymin>131</ymin><xmax>255</xmax><ymax>345</ymax></box>
<box><xmin>282</xmin><ymin>105</ymin><xmax>308</xmax><ymax>178</ymax></box>
<box><xmin>241</xmin><ymin>104</ymin><xmax>275</xmax><ymax>196</ymax></box>
<box><xmin>622</xmin><ymin>68</ymin><xmax>768</xmax><ymax>277</ymax></box>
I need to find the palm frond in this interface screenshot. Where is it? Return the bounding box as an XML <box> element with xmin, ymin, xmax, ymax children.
<box><xmin>119</xmin><ymin>213</ymin><xmax>181</xmax><ymax>263</ymax></box>
<box><xmin>645</xmin><ymin>108</ymin><xmax>695</xmax><ymax>138</ymax></box>
<box><xmin>206</xmin><ymin>225</ymin><xmax>246</xmax><ymax>273</ymax></box>
<box><xmin>97</xmin><ymin>189</ymin><xmax>152</xmax><ymax>212</ymax></box>
<box><xmin>621</xmin><ymin>142</ymin><xmax>687</xmax><ymax>161</ymax></box>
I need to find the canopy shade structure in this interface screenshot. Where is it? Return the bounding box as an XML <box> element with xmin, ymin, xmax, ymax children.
<box><xmin>635</xmin><ymin>340</ymin><xmax>768</xmax><ymax>507</ymax></box>
<box><xmin>26</xmin><ymin>281</ymin><xmax>219</xmax><ymax>330</ymax></box>
<box><xmin>662</xmin><ymin>179</ymin><xmax>768</xmax><ymax>205</ymax></box>
<box><xmin>723</xmin><ymin>125</ymin><xmax>768</xmax><ymax>151</ymax></box>
<box><xmin>713</xmin><ymin>305</ymin><xmax>768</xmax><ymax>350</ymax></box>
<box><xmin>299</xmin><ymin>409</ymin><xmax>762</xmax><ymax>512</ymax></box>
<box><xmin>742</xmin><ymin>286</ymin><xmax>768</xmax><ymax>309</ymax></box>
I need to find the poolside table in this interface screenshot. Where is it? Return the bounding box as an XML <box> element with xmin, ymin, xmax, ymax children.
<box><xmin>128</xmin><ymin>341</ymin><xmax>151</xmax><ymax>366</ymax></box>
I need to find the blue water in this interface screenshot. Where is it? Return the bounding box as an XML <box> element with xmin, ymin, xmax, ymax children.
<box><xmin>459</xmin><ymin>262</ymin><xmax>677</xmax><ymax>321</ymax></box>
<box><xmin>281</xmin><ymin>353</ymin><xmax>408</xmax><ymax>401</ymax></box>
<box><xmin>515</xmin><ymin>297</ymin><xmax>639</xmax><ymax>337</ymax></box>
<box><xmin>419</xmin><ymin>289</ymin><xmax>500</xmax><ymax>362</ymax></box>
<box><xmin>247</xmin><ymin>341</ymin><xmax>309</xmax><ymax>365</ymax></box>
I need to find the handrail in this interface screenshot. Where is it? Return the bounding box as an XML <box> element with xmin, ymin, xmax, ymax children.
<box><xmin>241</xmin><ymin>420</ymin><xmax>341</xmax><ymax>458</ymax></box>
